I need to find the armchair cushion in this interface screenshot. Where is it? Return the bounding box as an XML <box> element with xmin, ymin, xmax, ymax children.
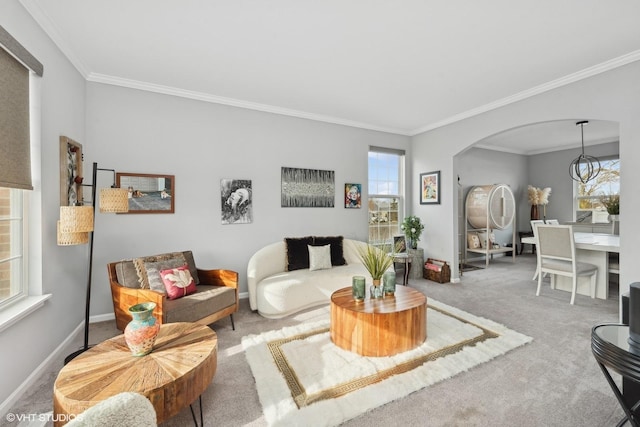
<box><xmin>160</xmin><ymin>264</ymin><xmax>197</xmax><ymax>299</ymax></box>
<box><xmin>115</xmin><ymin>260</ymin><xmax>141</xmax><ymax>289</ymax></box>
<box><xmin>163</xmin><ymin>285</ymin><xmax>236</xmax><ymax>323</ymax></box>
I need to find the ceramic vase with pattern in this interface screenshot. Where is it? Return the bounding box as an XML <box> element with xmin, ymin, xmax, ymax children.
<box><xmin>124</xmin><ymin>302</ymin><xmax>160</xmax><ymax>357</ymax></box>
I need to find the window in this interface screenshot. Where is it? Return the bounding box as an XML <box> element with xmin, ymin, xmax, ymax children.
<box><xmin>0</xmin><ymin>25</ymin><xmax>43</xmax><ymax>319</ymax></box>
<box><xmin>0</xmin><ymin>188</ymin><xmax>26</xmax><ymax>307</ymax></box>
<box><xmin>368</xmin><ymin>147</ymin><xmax>405</xmax><ymax>247</ymax></box>
<box><xmin>575</xmin><ymin>157</ymin><xmax>619</xmax><ymax>214</ymax></box>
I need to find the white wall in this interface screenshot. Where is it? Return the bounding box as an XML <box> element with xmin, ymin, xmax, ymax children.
<box><xmin>85</xmin><ymin>83</ymin><xmax>410</xmax><ymax>317</ymax></box>
<box><xmin>0</xmin><ymin>1</ymin><xmax>87</xmax><ymax>410</ymax></box>
<box><xmin>412</xmin><ymin>60</ymin><xmax>640</xmax><ymax>295</ymax></box>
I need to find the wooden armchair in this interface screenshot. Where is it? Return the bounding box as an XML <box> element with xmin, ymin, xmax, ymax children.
<box><xmin>107</xmin><ymin>254</ymin><xmax>239</xmax><ymax>332</ymax></box>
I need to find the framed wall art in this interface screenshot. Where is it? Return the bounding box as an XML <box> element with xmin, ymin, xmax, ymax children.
<box><xmin>59</xmin><ymin>136</ymin><xmax>83</xmax><ymax>206</ymax></box>
<box><xmin>420</xmin><ymin>170</ymin><xmax>440</xmax><ymax>205</ymax></box>
<box><xmin>221</xmin><ymin>179</ymin><xmax>252</xmax><ymax>224</ymax></box>
<box><xmin>344</xmin><ymin>183</ymin><xmax>361</xmax><ymax>208</ymax></box>
<box><xmin>281</xmin><ymin>167</ymin><xmax>335</xmax><ymax>207</ymax></box>
<box><xmin>116</xmin><ymin>172</ymin><xmax>175</xmax><ymax>213</ymax></box>
<box><xmin>393</xmin><ymin>235</ymin><xmax>407</xmax><ymax>253</ymax></box>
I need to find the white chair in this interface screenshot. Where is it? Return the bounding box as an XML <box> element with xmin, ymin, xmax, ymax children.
<box><xmin>528</xmin><ymin>220</ymin><xmax>545</xmax><ymax>280</ymax></box>
<box><xmin>534</xmin><ymin>224</ymin><xmax>597</xmax><ymax>305</ymax></box>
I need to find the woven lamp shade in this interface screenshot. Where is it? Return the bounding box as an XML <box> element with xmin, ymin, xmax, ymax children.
<box><xmin>100</xmin><ymin>188</ymin><xmax>129</xmax><ymax>213</ymax></box>
<box><xmin>57</xmin><ymin>221</ymin><xmax>89</xmax><ymax>246</ymax></box>
<box><xmin>59</xmin><ymin>206</ymin><xmax>94</xmax><ymax>233</ymax></box>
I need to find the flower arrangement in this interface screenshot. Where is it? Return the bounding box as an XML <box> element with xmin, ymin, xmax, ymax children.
<box><xmin>401</xmin><ymin>215</ymin><xmax>424</xmax><ymax>249</ymax></box>
<box><xmin>356</xmin><ymin>244</ymin><xmax>394</xmax><ymax>281</ymax></box>
<box><xmin>600</xmin><ymin>194</ymin><xmax>619</xmax><ymax>215</ymax></box>
<box><xmin>527</xmin><ymin>185</ymin><xmax>552</xmax><ymax>205</ymax></box>
<box><xmin>528</xmin><ymin>185</ymin><xmax>552</xmax><ymax>220</ymax></box>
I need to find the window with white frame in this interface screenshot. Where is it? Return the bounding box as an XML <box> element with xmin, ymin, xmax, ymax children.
<box><xmin>575</xmin><ymin>157</ymin><xmax>619</xmax><ymax>217</ymax></box>
<box><xmin>0</xmin><ymin>25</ymin><xmax>43</xmax><ymax>311</ymax></box>
<box><xmin>368</xmin><ymin>147</ymin><xmax>405</xmax><ymax>247</ymax></box>
<box><xmin>0</xmin><ymin>188</ymin><xmax>26</xmax><ymax>307</ymax></box>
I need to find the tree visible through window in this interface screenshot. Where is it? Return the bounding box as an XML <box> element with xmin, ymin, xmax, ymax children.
<box><xmin>576</xmin><ymin>158</ymin><xmax>619</xmax><ymax>212</ymax></box>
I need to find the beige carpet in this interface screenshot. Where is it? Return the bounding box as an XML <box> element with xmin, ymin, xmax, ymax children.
<box><xmin>242</xmin><ymin>299</ymin><xmax>532</xmax><ymax>427</ymax></box>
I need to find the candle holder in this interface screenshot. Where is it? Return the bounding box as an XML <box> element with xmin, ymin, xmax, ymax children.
<box><xmin>383</xmin><ymin>271</ymin><xmax>396</xmax><ymax>296</ymax></box>
<box><xmin>352</xmin><ymin>276</ymin><xmax>366</xmax><ymax>301</ymax></box>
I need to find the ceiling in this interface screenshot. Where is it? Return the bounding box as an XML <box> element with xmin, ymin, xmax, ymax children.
<box><xmin>19</xmin><ymin>1</ymin><xmax>640</xmax><ymax>150</ymax></box>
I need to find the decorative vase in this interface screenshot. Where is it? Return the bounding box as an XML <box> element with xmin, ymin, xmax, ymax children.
<box><xmin>383</xmin><ymin>271</ymin><xmax>396</xmax><ymax>296</ymax></box>
<box><xmin>124</xmin><ymin>302</ymin><xmax>160</xmax><ymax>357</ymax></box>
<box><xmin>530</xmin><ymin>204</ymin><xmax>539</xmax><ymax>220</ymax></box>
<box><xmin>408</xmin><ymin>238</ymin><xmax>418</xmax><ymax>250</ymax></box>
<box><xmin>352</xmin><ymin>276</ymin><xmax>366</xmax><ymax>301</ymax></box>
<box><xmin>370</xmin><ymin>279</ymin><xmax>384</xmax><ymax>299</ymax></box>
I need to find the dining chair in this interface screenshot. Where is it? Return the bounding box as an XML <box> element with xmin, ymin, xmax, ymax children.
<box><xmin>534</xmin><ymin>224</ymin><xmax>597</xmax><ymax>305</ymax></box>
<box><xmin>528</xmin><ymin>220</ymin><xmax>545</xmax><ymax>280</ymax></box>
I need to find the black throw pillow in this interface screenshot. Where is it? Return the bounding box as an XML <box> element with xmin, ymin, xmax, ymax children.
<box><xmin>285</xmin><ymin>236</ymin><xmax>314</xmax><ymax>271</ymax></box>
<box><xmin>313</xmin><ymin>236</ymin><xmax>347</xmax><ymax>266</ymax></box>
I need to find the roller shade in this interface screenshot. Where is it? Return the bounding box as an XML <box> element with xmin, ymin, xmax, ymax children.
<box><xmin>0</xmin><ymin>25</ymin><xmax>43</xmax><ymax>190</ymax></box>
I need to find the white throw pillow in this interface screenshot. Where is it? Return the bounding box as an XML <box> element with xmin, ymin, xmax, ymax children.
<box><xmin>308</xmin><ymin>244</ymin><xmax>332</xmax><ymax>271</ymax></box>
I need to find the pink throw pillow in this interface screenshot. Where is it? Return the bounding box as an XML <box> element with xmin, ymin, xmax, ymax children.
<box><xmin>160</xmin><ymin>264</ymin><xmax>197</xmax><ymax>300</ymax></box>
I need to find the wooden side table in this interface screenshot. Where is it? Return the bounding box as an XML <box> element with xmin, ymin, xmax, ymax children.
<box><xmin>53</xmin><ymin>322</ymin><xmax>217</xmax><ymax>426</ymax></box>
<box><xmin>330</xmin><ymin>286</ymin><xmax>426</xmax><ymax>357</ymax></box>
<box><xmin>391</xmin><ymin>253</ymin><xmax>412</xmax><ymax>286</ymax></box>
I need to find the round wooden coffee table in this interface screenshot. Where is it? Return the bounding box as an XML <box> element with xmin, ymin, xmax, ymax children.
<box><xmin>53</xmin><ymin>322</ymin><xmax>217</xmax><ymax>426</ymax></box>
<box><xmin>330</xmin><ymin>285</ymin><xmax>426</xmax><ymax>357</ymax></box>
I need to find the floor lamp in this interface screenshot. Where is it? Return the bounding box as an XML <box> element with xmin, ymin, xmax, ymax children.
<box><xmin>58</xmin><ymin>162</ymin><xmax>129</xmax><ymax>364</ymax></box>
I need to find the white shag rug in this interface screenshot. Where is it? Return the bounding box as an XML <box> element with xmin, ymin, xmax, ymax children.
<box><xmin>242</xmin><ymin>299</ymin><xmax>532</xmax><ymax>427</ymax></box>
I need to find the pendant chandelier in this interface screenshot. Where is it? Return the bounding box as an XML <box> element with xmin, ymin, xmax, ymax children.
<box><xmin>569</xmin><ymin>120</ymin><xmax>601</xmax><ymax>184</ymax></box>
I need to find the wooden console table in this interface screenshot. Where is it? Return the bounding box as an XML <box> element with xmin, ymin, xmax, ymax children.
<box><xmin>330</xmin><ymin>285</ymin><xmax>426</xmax><ymax>357</ymax></box>
<box><xmin>53</xmin><ymin>322</ymin><xmax>217</xmax><ymax>426</ymax></box>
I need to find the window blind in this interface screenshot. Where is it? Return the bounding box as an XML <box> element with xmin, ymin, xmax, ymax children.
<box><xmin>0</xmin><ymin>25</ymin><xmax>43</xmax><ymax>191</ymax></box>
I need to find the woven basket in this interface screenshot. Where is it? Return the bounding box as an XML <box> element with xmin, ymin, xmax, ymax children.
<box><xmin>423</xmin><ymin>258</ymin><xmax>451</xmax><ymax>283</ymax></box>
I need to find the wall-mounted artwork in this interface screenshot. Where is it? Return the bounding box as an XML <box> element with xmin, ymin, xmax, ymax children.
<box><xmin>221</xmin><ymin>179</ymin><xmax>252</xmax><ymax>224</ymax></box>
<box><xmin>116</xmin><ymin>172</ymin><xmax>175</xmax><ymax>213</ymax></box>
<box><xmin>281</xmin><ymin>167</ymin><xmax>335</xmax><ymax>207</ymax></box>
<box><xmin>420</xmin><ymin>170</ymin><xmax>441</xmax><ymax>205</ymax></box>
<box><xmin>344</xmin><ymin>183</ymin><xmax>361</xmax><ymax>208</ymax></box>
<box><xmin>59</xmin><ymin>136</ymin><xmax>83</xmax><ymax>206</ymax></box>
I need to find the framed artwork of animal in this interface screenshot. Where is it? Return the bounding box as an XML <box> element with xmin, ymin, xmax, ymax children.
<box><xmin>221</xmin><ymin>179</ymin><xmax>252</xmax><ymax>224</ymax></box>
<box><xmin>116</xmin><ymin>172</ymin><xmax>175</xmax><ymax>213</ymax></box>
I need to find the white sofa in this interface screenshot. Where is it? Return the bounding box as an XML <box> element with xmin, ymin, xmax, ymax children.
<box><xmin>247</xmin><ymin>238</ymin><xmax>374</xmax><ymax>318</ymax></box>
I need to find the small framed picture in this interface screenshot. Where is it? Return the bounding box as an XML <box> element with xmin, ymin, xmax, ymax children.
<box><xmin>344</xmin><ymin>183</ymin><xmax>361</xmax><ymax>208</ymax></box>
<box><xmin>420</xmin><ymin>171</ymin><xmax>440</xmax><ymax>205</ymax></box>
<box><xmin>393</xmin><ymin>235</ymin><xmax>407</xmax><ymax>253</ymax></box>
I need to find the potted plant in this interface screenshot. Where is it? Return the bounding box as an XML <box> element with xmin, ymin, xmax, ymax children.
<box><xmin>357</xmin><ymin>244</ymin><xmax>394</xmax><ymax>298</ymax></box>
<box><xmin>401</xmin><ymin>215</ymin><xmax>425</xmax><ymax>250</ymax></box>
<box><xmin>601</xmin><ymin>194</ymin><xmax>620</xmax><ymax>221</ymax></box>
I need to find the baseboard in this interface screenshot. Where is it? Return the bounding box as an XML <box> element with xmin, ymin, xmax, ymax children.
<box><xmin>0</xmin><ymin>321</ymin><xmax>83</xmax><ymax>419</ymax></box>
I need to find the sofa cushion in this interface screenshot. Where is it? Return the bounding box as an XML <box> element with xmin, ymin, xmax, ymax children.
<box><xmin>160</xmin><ymin>264</ymin><xmax>197</xmax><ymax>300</ymax></box>
<box><xmin>313</xmin><ymin>235</ymin><xmax>346</xmax><ymax>266</ymax></box>
<box><xmin>308</xmin><ymin>244</ymin><xmax>332</xmax><ymax>271</ymax></box>
<box><xmin>285</xmin><ymin>236</ymin><xmax>314</xmax><ymax>271</ymax></box>
<box><xmin>163</xmin><ymin>285</ymin><xmax>236</xmax><ymax>323</ymax></box>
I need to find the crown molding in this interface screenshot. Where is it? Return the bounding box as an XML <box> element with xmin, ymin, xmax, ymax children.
<box><xmin>19</xmin><ymin>0</ymin><xmax>90</xmax><ymax>77</ymax></box>
<box><xmin>410</xmin><ymin>50</ymin><xmax>640</xmax><ymax>136</ymax></box>
<box><xmin>87</xmin><ymin>73</ymin><xmax>411</xmax><ymax>136</ymax></box>
<box><xmin>17</xmin><ymin>0</ymin><xmax>640</xmax><ymax>137</ymax></box>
